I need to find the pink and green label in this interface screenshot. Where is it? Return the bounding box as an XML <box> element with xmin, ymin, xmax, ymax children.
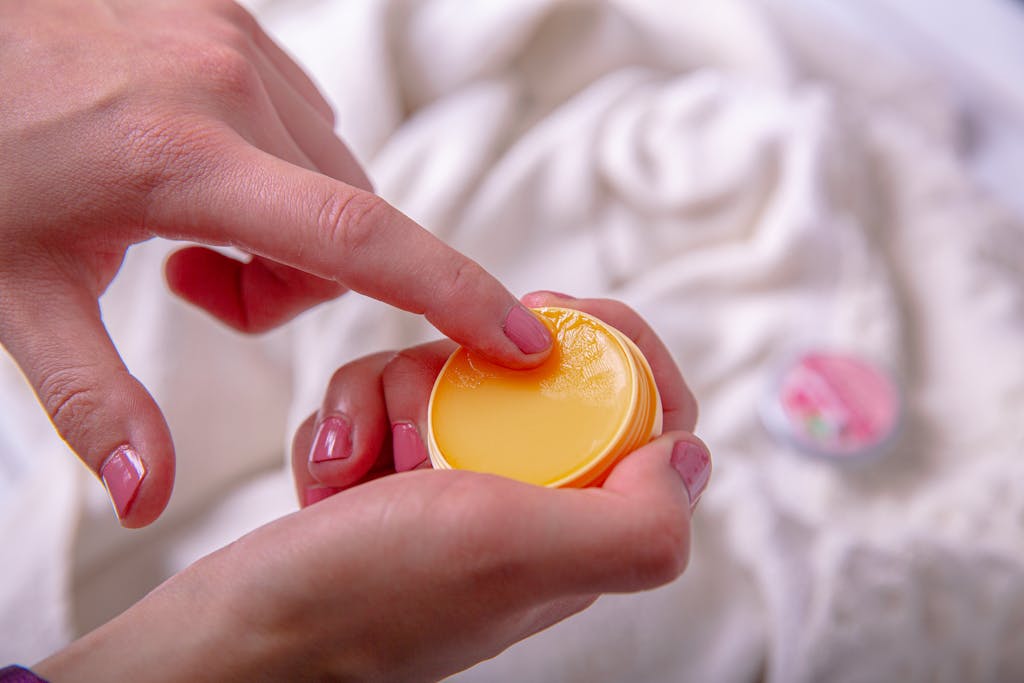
<box><xmin>777</xmin><ymin>352</ymin><xmax>899</xmax><ymax>457</ymax></box>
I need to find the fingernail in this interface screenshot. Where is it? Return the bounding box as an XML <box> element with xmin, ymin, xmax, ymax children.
<box><xmin>309</xmin><ymin>415</ymin><xmax>353</xmax><ymax>464</ymax></box>
<box><xmin>503</xmin><ymin>305</ymin><xmax>552</xmax><ymax>355</ymax></box>
<box><xmin>392</xmin><ymin>422</ymin><xmax>428</xmax><ymax>472</ymax></box>
<box><xmin>670</xmin><ymin>442</ymin><xmax>711</xmax><ymax>508</ymax></box>
<box><xmin>100</xmin><ymin>445</ymin><xmax>146</xmax><ymax>520</ymax></box>
<box><xmin>304</xmin><ymin>486</ymin><xmax>343</xmax><ymax>506</ymax></box>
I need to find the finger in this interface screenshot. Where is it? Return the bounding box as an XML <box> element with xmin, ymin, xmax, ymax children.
<box><xmin>163</xmin><ymin>64</ymin><xmax>358</xmax><ymax>332</ymax></box>
<box><xmin>291</xmin><ymin>412</ymin><xmax>343</xmax><ymax>507</ymax></box>
<box><xmin>439</xmin><ymin>432</ymin><xmax>711</xmax><ymax>598</ymax></box>
<box><xmin>583</xmin><ymin>431</ymin><xmax>711</xmax><ymax>586</ymax></box>
<box><xmin>154</xmin><ymin>144</ymin><xmax>553</xmax><ymax>368</ymax></box>
<box><xmin>305</xmin><ymin>351</ymin><xmax>394</xmax><ymax>489</ymax></box>
<box><xmin>0</xmin><ymin>280</ymin><xmax>174</xmax><ymax>527</ymax></box>
<box><xmin>380</xmin><ymin>340</ymin><xmax>456</xmax><ymax>472</ymax></box>
<box><xmin>164</xmin><ymin>247</ymin><xmax>345</xmax><ymax>333</ymax></box>
<box><xmin>550</xmin><ymin>431</ymin><xmax>709</xmax><ymax>594</ymax></box>
<box><xmin>521</xmin><ymin>291</ymin><xmax>698</xmax><ymax>431</ymax></box>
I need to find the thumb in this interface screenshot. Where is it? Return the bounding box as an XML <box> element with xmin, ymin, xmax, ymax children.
<box><xmin>507</xmin><ymin>431</ymin><xmax>712</xmax><ymax>598</ymax></box>
<box><xmin>602</xmin><ymin>431</ymin><xmax>712</xmax><ymax>513</ymax></box>
<box><xmin>0</xmin><ymin>281</ymin><xmax>174</xmax><ymax>528</ymax></box>
<box><xmin>584</xmin><ymin>431</ymin><xmax>712</xmax><ymax>592</ymax></box>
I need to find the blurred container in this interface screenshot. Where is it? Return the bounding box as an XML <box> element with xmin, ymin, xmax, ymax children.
<box><xmin>761</xmin><ymin>350</ymin><xmax>902</xmax><ymax>461</ymax></box>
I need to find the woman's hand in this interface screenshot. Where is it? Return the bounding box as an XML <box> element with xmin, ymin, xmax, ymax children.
<box><xmin>291</xmin><ymin>291</ymin><xmax>701</xmax><ymax>503</ymax></box>
<box><xmin>0</xmin><ymin>0</ymin><xmax>551</xmax><ymax>528</ymax></box>
<box><xmin>36</xmin><ymin>413</ymin><xmax>709</xmax><ymax>683</ymax></box>
<box><xmin>34</xmin><ymin>293</ymin><xmax>709</xmax><ymax>682</ymax></box>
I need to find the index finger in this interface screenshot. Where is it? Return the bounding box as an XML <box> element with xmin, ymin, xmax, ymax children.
<box><xmin>152</xmin><ymin>140</ymin><xmax>552</xmax><ymax>368</ymax></box>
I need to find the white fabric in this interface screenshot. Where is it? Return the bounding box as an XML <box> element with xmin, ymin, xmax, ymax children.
<box><xmin>2</xmin><ymin>0</ymin><xmax>1023</xmax><ymax>680</ymax></box>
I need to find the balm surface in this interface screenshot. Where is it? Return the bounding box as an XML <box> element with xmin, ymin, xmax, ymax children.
<box><xmin>428</xmin><ymin>307</ymin><xmax>658</xmax><ymax>487</ymax></box>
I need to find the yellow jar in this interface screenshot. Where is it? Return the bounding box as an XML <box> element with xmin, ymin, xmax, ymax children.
<box><xmin>427</xmin><ymin>307</ymin><xmax>662</xmax><ymax>487</ymax></box>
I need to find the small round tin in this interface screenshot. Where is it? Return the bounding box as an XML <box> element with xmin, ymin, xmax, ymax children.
<box><xmin>761</xmin><ymin>351</ymin><xmax>902</xmax><ymax>461</ymax></box>
<box><xmin>427</xmin><ymin>307</ymin><xmax>662</xmax><ymax>487</ymax></box>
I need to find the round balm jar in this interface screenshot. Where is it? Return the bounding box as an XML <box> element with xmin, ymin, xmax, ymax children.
<box><xmin>427</xmin><ymin>307</ymin><xmax>662</xmax><ymax>488</ymax></box>
<box><xmin>761</xmin><ymin>351</ymin><xmax>902</xmax><ymax>461</ymax></box>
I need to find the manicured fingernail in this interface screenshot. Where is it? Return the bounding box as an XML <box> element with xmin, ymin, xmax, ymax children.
<box><xmin>503</xmin><ymin>305</ymin><xmax>552</xmax><ymax>355</ymax></box>
<box><xmin>100</xmin><ymin>445</ymin><xmax>146</xmax><ymax>520</ymax></box>
<box><xmin>537</xmin><ymin>290</ymin><xmax>576</xmax><ymax>300</ymax></box>
<box><xmin>670</xmin><ymin>442</ymin><xmax>711</xmax><ymax>508</ymax></box>
<box><xmin>392</xmin><ymin>422</ymin><xmax>428</xmax><ymax>472</ymax></box>
<box><xmin>309</xmin><ymin>415</ymin><xmax>353</xmax><ymax>464</ymax></box>
<box><xmin>304</xmin><ymin>486</ymin><xmax>343</xmax><ymax>506</ymax></box>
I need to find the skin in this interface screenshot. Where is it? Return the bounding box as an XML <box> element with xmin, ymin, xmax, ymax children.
<box><xmin>2</xmin><ymin>0</ymin><xmax>711</xmax><ymax>677</ymax></box>
<box><xmin>296</xmin><ymin>292</ymin><xmax>700</xmax><ymax>497</ymax></box>
<box><xmin>34</xmin><ymin>295</ymin><xmax>711</xmax><ymax>682</ymax></box>
<box><xmin>0</xmin><ymin>0</ymin><xmax>551</xmax><ymax>528</ymax></box>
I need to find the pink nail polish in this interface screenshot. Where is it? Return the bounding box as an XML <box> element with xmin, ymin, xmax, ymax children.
<box><xmin>309</xmin><ymin>415</ymin><xmax>353</xmax><ymax>464</ymax></box>
<box><xmin>100</xmin><ymin>445</ymin><xmax>146</xmax><ymax>520</ymax></box>
<box><xmin>670</xmin><ymin>442</ymin><xmax>711</xmax><ymax>508</ymax></box>
<box><xmin>392</xmin><ymin>422</ymin><xmax>428</xmax><ymax>472</ymax></box>
<box><xmin>503</xmin><ymin>305</ymin><xmax>552</xmax><ymax>355</ymax></box>
<box><xmin>304</xmin><ymin>486</ymin><xmax>343</xmax><ymax>506</ymax></box>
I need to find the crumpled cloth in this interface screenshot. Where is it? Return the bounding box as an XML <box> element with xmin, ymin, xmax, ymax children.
<box><xmin>2</xmin><ymin>0</ymin><xmax>1023</xmax><ymax>681</ymax></box>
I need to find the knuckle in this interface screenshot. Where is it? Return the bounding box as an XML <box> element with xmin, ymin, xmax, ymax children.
<box><xmin>315</xmin><ymin>190</ymin><xmax>390</xmax><ymax>257</ymax></box>
<box><xmin>193</xmin><ymin>43</ymin><xmax>262</xmax><ymax>101</ymax></box>
<box><xmin>122</xmin><ymin>114</ymin><xmax>213</xmax><ymax>179</ymax></box>
<box><xmin>326</xmin><ymin>351</ymin><xmax>395</xmax><ymax>395</ymax></box>
<box><xmin>39</xmin><ymin>368</ymin><xmax>101</xmax><ymax>451</ymax></box>
<box><xmin>382</xmin><ymin>348</ymin><xmax>429</xmax><ymax>384</ymax></box>
<box><xmin>116</xmin><ymin>113</ymin><xmax>223</xmax><ymax>219</ymax></box>
<box><xmin>439</xmin><ymin>259</ymin><xmax>487</xmax><ymax>305</ymax></box>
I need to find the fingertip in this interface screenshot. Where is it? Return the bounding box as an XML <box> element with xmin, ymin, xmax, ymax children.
<box><xmin>586</xmin><ymin>432</ymin><xmax>709</xmax><ymax>588</ymax></box>
<box><xmin>602</xmin><ymin>431</ymin><xmax>711</xmax><ymax>512</ymax></box>
<box><xmin>391</xmin><ymin>421</ymin><xmax>429</xmax><ymax>473</ymax></box>
<box><xmin>104</xmin><ymin>444</ymin><xmax>174</xmax><ymax>529</ymax></box>
<box><xmin>291</xmin><ymin>412</ymin><xmax>318</xmax><ymax>506</ymax></box>
<box><xmin>2</xmin><ymin>277</ymin><xmax>177</xmax><ymax>528</ymax></box>
<box><xmin>500</xmin><ymin>304</ymin><xmax>554</xmax><ymax>364</ymax></box>
<box><xmin>669</xmin><ymin>437</ymin><xmax>711</xmax><ymax>510</ymax></box>
<box><xmin>306</xmin><ymin>413</ymin><xmax>380</xmax><ymax>488</ymax></box>
<box><xmin>94</xmin><ymin>406</ymin><xmax>176</xmax><ymax>529</ymax></box>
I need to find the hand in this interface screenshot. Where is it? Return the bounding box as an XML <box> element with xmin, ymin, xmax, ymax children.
<box><xmin>0</xmin><ymin>0</ymin><xmax>551</xmax><ymax>528</ymax></box>
<box><xmin>291</xmin><ymin>291</ymin><xmax>701</xmax><ymax>503</ymax></box>
<box><xmin>35</xmin><ymin>293</ymin><xmax>709</xmax><ymax>682</ymax></box>
<box><xmin>35</xmin><ymin>396</ymin><xmax>710</xmax><ymax>683</ymax></box>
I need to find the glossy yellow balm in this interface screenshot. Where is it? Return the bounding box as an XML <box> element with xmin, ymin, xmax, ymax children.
<box><xmin>427</xmin><ymin>307</ymin><xmax>662</xmax><ymax>487</ymax></box>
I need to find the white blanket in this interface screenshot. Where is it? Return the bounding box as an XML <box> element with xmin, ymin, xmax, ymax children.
<box><xmin>3</xmin><ymin>0</ymin><xmax>1024</xmax><ymax>680</ymax></box>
